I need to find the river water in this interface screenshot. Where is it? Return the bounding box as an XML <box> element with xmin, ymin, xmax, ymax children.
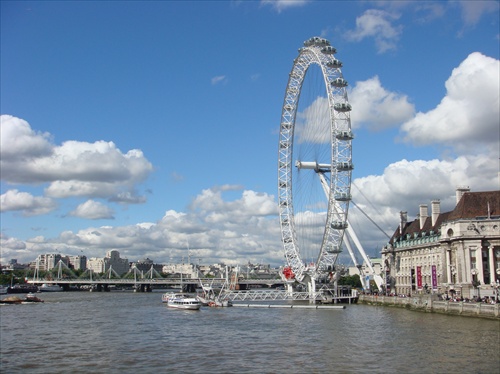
<box><xmin>1</xmin><ymin>291</ymin><xmax>498</xmax><ymax>373</ymax></box>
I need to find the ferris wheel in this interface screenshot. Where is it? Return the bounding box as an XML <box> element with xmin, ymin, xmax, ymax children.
<box><xmin>278</xmin><ymin>37</ymin><xmax>354</xmax><ymax>287</ymax></box>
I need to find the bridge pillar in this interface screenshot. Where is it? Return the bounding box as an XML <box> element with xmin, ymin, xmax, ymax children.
<box><xmin>307</xmin><ymin>278</ymin><xmax>316</xmax><ymax>304</ymax></box>
<box><xmin>139</xmin><ymin>284</ymin><xmax>152</xmax><ymax>292</ymax></box>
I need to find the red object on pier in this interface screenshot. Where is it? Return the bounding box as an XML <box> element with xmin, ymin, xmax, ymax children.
<box><xmin>282</xmin><ymin>266</ymin><xmax>295</xmax><ymax>280</ymax></box>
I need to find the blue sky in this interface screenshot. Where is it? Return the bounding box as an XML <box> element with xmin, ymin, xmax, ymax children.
<box><xmin>1</xmin><ymin>0</ymin><xmax>499</xmax><ymax>266</ymax></box>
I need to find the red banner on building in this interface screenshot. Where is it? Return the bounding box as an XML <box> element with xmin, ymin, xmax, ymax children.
<box><xmin>431</xmin><ymin>265</ymin><xmax>437</xmax><ymax>290</ymax></box>
<box><xmin>416</xmin><ymin>266</ymin><xmax>422</xmax><ymax>290</ymax></box>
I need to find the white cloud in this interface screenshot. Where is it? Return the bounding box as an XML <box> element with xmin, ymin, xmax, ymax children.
<box><xmin>1</xmin><ymin>235</ymin><xmax>27</xmax><ymax>250</ymax></box>
<box><xmin>295</xmin><ymin>75</ymin><xmax>415</xmax><ymax>136</ymax></box>
<box><xmin>260</xmin><ymin>0</ymin><xmax>309</xmax><ymax>13</ymax></box>
<box><xmin>190</xmin><ymin>186</ymin><xmax>277</xmax><ymax>221</ymax></box>
<box><xmin>348</xmin><ymin>154</ymin><xmax>499</xmax><ymax>254</ymax></box>
<box><xmin>0</xmin><ymin>115</ymin><xmax>53</xmax><ymax>161</ymax></box>
<box><xmin>69</xmin><ymin>200</ymin><xmax>115</xmax><ymax>220</ymax></box>
<box><xmin>0</xmin><ymin>115</ymin><xmax>153</xmax><ymax>201</ymax></box>
<box><xmin>350</xmin><ymin>76</ymin><xmax>415</xmax><ymax>130</ymax></box>
<box><xmin>400</xmin><ymin>53</ymin><xmax>500</xmax><ymax>155</ymax></box>
<box><xmin>457</xmin><ymin>0</ymin><xmax>500</xmax><ymax>27</ymax></box>
<box><xmin>0</xmin><ymin>235</ymin><xmax>30</xmax><ymax>263</ymax></box>
<box><xmin>413</xmin><ymin>2</ymin><xmax>446</xmax><ymax>23</ymax></box>
<box><xmin>347</xmin><ymin>54</ymin><xmax>500</xmax><ymax>249</ymax></box>
<box><xmin>109</xmin><ymin>191</ymin><xmax>147</xmax><ymax>204</ymax></box>
<box><xmin>0</xmin><ymin>187</ymin><xmax>283</xmax><ymax>266</ymax></box>
<box><xmin>211</xmin><ymin>75</ymin><xmax>227</xmax><ymax>85</ymax></box>
<box><xmin>345</xmin><ymin>9</ymin><xmax>403</xmax><ymax>53</ymax></box>
<box><xmin>0</xmin><ymin>189</ymin><xmax>57</xmax><ymax>216</ymax></box>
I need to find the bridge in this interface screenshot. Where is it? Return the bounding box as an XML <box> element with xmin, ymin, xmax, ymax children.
<box><xmin>26</xmin><ymin>277</ymin><xmax>285</xmax><ymax>292</ymax></box>
<box><xmin>26</xmin><ymin>260</ymin><xmax>286</xmax><ymax>292</ymax></box>
<box><xmin>25</xmin><ymin>261</ymin><xmax>358</xmax><ymax>302</ymax></box>
<box><xmin>26</xmin><ymin>277</ymin><xmax>357</xmax><ymax>303</ymax></box>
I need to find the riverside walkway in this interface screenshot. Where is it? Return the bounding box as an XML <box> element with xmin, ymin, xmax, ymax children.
<box><xmin>359</xmin><ymin>294</ymin><xmax>500</xmax><ymax>319</ymax></box>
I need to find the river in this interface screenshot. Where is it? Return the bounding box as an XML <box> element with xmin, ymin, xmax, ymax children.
<box><xmin>1</xmin><ymin>291</ymin><xmax>498</xmax><ymax>373</ymax></box>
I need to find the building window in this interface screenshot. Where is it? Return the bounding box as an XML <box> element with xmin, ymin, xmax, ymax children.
<box><xmin>470</xmin><ymin>249</ymin><xmax>476</xmax><ymax>270</ymax></box>
<box><xmin>482</xmin><ymin>248</ymin><xmax>490</xmax><ymax>284</ymax></box>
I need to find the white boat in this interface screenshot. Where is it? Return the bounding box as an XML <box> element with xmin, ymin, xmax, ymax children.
<box><xmin>39</xmin><ymin>284</ymin><xmax>63</xmax><ymax>292</ymax></box>
<box><xmin>162</xmin><ymin>293</ymin><xmax>201</xmax><ymax>310</ymax></box>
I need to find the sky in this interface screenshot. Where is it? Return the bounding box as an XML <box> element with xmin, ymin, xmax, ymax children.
<box><xmin>1</xmin><ymin>0</ymin><xmax>499</xmax><ymax>267</ymax></box>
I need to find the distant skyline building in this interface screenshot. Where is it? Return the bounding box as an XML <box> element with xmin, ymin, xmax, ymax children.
<box><xmin>67</xmin><ymin>255</ymin><xmax>87</xmax><ymax>271</ymax></box>
<box><xmin>87</xmin><ymin>250</ymin><xmax>129</xmax><ymax>275</ymax></box>
<box><xmin>86</xmin><ymin>257</ymin><xmax>106</xmax><ymax>274</ymax></box>
<box><xmin>132</xmin><ymin>258</ymin><xmax>162</xmax><ymax>273</ymax></box>
<box><xmin>30</xmin><ymin>253</ymin><xmax>65</xmax><ymax>271</ymax></box>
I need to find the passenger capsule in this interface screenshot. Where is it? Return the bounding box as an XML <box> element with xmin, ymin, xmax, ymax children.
<box><xmin>326</xmin><ymin>59</ymin><xmax>343</xmax><ymax>69</ymax></box>
<box><xmin>336</xmin><ymin>130</ymin><xmax>354</xmax><ymax>140</ymax></box>
<box><xmin>304</xmin><ymin>37</ymin><xmax>330</xmax><ymax>47</ymax></box>
<box><xmin>325</xmin><ymin>245</ymin><xmax>342</xmax><ymax>254</ymax></box>
<box><xmin>334</xmin><ymin>103</ymin><xmax>352</xmax><ymax>112</ymax></box>
<box><xmin>334</xmin><ymin>193</ymin><xmax>352</xmax><ymax>201</ymax></box>
<box><xmin>331</xmin><ymin>221</ymin><xmax>348</xmax><ymax>230</ymax></box>
<box><xmin>331</xmin><ymin>78</ymin><xmax>348</xmax><ymax>88</ymax></box>
<box><xmin>336</xmin><ymin>161</ymin><xmax>354</xmax><ymax>171</ymax></box>
<box><xmin>321</xmin><ymin>46</ymin><xmax>337</xmax><ymax>55</ymax></box>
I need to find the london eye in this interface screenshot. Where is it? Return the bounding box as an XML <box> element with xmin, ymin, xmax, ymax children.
<box><xmin>278</xmin><ymin>37</ymin><xmax>354</xmax><ymax>293</ymax></box>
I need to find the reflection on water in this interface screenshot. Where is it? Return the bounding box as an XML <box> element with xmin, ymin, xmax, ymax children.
<box><xmin>1</xmin><ymin>291</ymin><xmax>499</xmax><ymax>373</ymax></box>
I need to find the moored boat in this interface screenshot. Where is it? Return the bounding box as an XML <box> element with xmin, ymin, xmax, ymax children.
<box><xmin>7</xmin><ymin>285</ymin><xmax>39</xmax><ymax>294</ymax></box>
<box><xmin>39</xmin><ymin>284</ymin><xmax>63</xmax><ymax>292</ymax></box>
<box><xmin>1</xmin><ymin>293</ymin><xmax>44</xmax><ymax>304</ymax></box>
<box><xmin>162</xmin><ymin>293</ymin><xmax>201</xmax><ymax>310</ymax></box>
<box><xmin>0</xmin><ymin>296</ymin><xmax>24</xmax><ymax>304</ymax></box>
<box><xmin>24</xmin><ymin>293</ymin><xmax>44</xmax><ymax>303</ymax></box>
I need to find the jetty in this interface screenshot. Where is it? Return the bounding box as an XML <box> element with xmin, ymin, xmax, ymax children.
<box><xmin>232</xmin><ymin>303</ymin><xmax>345</xmax><ymax>309</ymax></box>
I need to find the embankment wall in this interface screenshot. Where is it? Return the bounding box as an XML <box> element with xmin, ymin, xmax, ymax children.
<box><xmin>358</xmin><ymin>294</ymin><xmax>500</xmax><ymax>320</ymax></box>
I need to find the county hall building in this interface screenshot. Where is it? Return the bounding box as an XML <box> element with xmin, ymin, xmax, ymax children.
<box><xmin>381</xmin><ymin>187</ymin><xmax>500</xmax><ymax>300</ymax></box>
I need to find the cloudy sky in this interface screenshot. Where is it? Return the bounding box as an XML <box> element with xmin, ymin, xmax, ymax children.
<box><xmin>1</xmin><ymin>1</ymin><xmax>499</xmax><ymax>267</ymax></box>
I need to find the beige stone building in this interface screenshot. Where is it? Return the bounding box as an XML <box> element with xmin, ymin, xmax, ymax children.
<box><xmin>381</xmin><ymin>188</ymin><xmax>500</xmax><ymax>300</ymax></box>
<box><xmin>87</xmin><ymin>249</ymin><xmax>129</xmax><ymax>276</ymax></box>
